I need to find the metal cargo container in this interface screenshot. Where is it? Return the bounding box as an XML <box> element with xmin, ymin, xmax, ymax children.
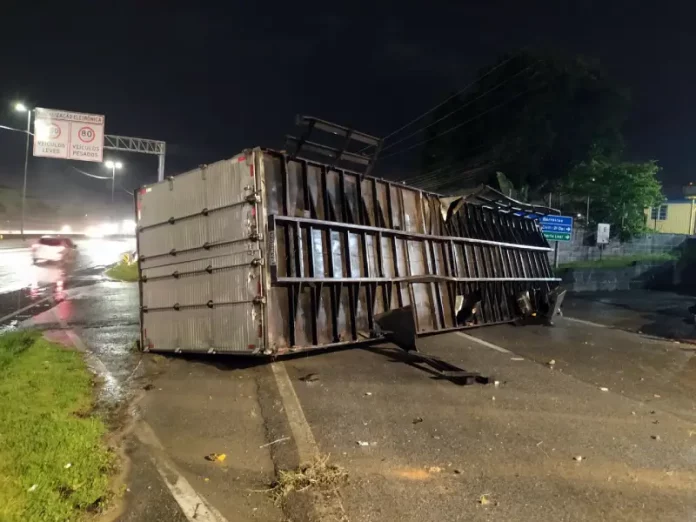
<box><xmin>136</xmin><ymin>148</ymin><xmax>562</xmax><ymax>356</ymax></box>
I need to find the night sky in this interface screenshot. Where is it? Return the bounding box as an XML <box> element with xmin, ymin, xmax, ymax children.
<box><xmin>1</xmin><ymin>2</ymin><xmax>694</xmax><ymax>213</ymax></box>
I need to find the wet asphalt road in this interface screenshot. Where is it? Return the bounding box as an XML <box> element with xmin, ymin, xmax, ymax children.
<box><xmin>0</xmin><ymin>238</ymin><xmax>135</xmax><ymax>325</ymax></box>
<box><xmin>6</xmin><ymin>260</ymin><xmax>695</xmax><ymax>521</ymax></box>
<box><xmin>133</xmin><ymin>303</ymin><xmax>696</xmax><ymax>522</ymax></box>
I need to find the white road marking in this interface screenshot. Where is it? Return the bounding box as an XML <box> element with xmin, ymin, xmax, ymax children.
<box><xmin>564</xmin><ymin>316</ymin><xmax>608</xmax><ymax>328</ymax></box>
<box><xmin>0</xmin><ymin>295</ymin><xmax>55</xmax><ymax>323</ymax></box>
<box><xmin>135</xmin><ymin>422</ymin><xmax>228</xmax><ymax>522</ymax></box>
<box><xmin>270</xmin><ymin>361</ymin><xmax>349</xmax><ymax>521</ymax></box>
<box><xmin>456</xmin><ymin>331</ymin><xmax>512</xmax><ymax>353</ymax></box>
<box><xmin>270</xmin><ymin>362</ymin><xmax>319</xmax><ymax>463</ymax></box>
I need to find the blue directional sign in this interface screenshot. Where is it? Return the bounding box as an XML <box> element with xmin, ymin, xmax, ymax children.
<box><xmin>539</xmin><ymin>215</ymin><xmax>573</xmax><ymax>241</ymax></box>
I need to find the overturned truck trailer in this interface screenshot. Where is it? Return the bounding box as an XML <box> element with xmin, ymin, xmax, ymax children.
<box><xmin>136</xmin><ymin>148</ymin><xmax>563</xmax><ymax>355</ymax></box>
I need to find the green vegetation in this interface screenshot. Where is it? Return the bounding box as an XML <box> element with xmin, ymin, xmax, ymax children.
<box><xmin>558</xmin><ymin>252</ymin><xmax>676</xmax><ymax>270</ymax></box>
<box><xmin>561</xmin><ymin>157</ymin><xmax>663</xmax><ymax>240</ymax></box>
<box><xmin>105</xmin><ymin>258</ymin><xmax>139</xmax><ymax>282</ymax></box>
<box><xmin>0</xmin><ymin>331</ymin><xmax>114</xmax><ymax>521</ymax></box>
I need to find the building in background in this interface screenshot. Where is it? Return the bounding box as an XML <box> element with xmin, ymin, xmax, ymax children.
<box><xmin>645</xmin><ymin>199</ymin><xmax>696</xmax><ymax>235</ymax></box>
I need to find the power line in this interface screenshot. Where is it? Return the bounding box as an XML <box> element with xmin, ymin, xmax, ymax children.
<box><xmin>379</xmin><ymin>82</ymin><xmax>542</xmax><ymax>160</ymax></box>
<box><xmin>362</xmin><ymin>49</ymin><xmax>529</xmax><ymax>154</ymax></box>
<box><xmin>380</xmin><ymin>63</ymin><xmax>538</xmax><ymax>153</ymax></box>
<box><xmin>118</xmin><ymin>182</ymin><xmax>134</xmax><ymax>196</ymax></box>
<box><xmin>70</xmin><ymin>166</ymin><xmax>111</xmax><ymax>180</ymax></box>
<box><xmin>0</xmin><ymin>124</ymin><xmax>33</xmax><ymax>135</ymax></box>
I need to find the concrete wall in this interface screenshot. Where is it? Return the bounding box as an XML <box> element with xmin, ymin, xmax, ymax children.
<box><xmin>554</xmin><ymin>229</ymin><xmax>689</xmax><ymax>265</ymax></box>
<box><xmin>560</xmin><ymin>262</ymin><xmax>675</xmax><ymax>292</ymax></box>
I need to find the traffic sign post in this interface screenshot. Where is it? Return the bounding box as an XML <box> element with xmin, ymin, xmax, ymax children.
<box><xmin>539</xmin><ymin>215</ymin><xmax>574</xmax><ymax>269</ymax></box>
<box><xmin>33</xmin><ymin>108</ymin><xmax>105</xmax><ymax>162</ymax></box>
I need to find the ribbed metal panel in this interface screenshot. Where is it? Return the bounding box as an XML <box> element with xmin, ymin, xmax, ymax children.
<box><xmin>138</xmin><ymin>152</ymin><xmax>264</xmax><ymax>354</ymax></box>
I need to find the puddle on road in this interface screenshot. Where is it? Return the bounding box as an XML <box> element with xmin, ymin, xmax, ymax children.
<box><xmin>0</xmin><ymin>266</ymin><xmax>107</xmax><ymax>330</ymax></box>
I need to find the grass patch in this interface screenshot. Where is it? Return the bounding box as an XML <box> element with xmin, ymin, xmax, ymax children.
<box><xmin>105</xmin><ymin>259</ymin><xmax>139</xmax><ymax>282</ymax></box>
<box><xmin>0</xmin><ymin>331</ymin><xmax>114</xmax><ymax>521</ymax></box>
<box><xmin>558</xmin><ymin>252</ymin><xmax>677</xmax><ymax>270</ymax></box>
<box><xmin>268</xmin><ymin>455</ymin><xmax>347</xmax><ymax>504</ymax></box>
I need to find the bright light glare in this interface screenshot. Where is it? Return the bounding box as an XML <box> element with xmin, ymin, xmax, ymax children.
<box><xmin>105</xmin><ymin>161</ymin><xmax>114</xmax><ymax>168</ymax></box>
<box><xmin>14</xmin><ymin>103</ymin><xmax>27</xmax><ymax>112</ymax></box>
<box><xmin>121</xmin><ymin>219</ymin><xmax>136</xmax><ymax>235</ymax></box>
<box><xmin>100</xmin><ymin>222</ymin><xmax>119</xmax><ymax>236</ymax></box>
<box><xmin>34</xmin><ymin>120</ymin><xmax>50</xmax><ymax>140</ymax></box>
<box><xmin>85</xmin><ymin>226</ymin><xmax>103</xmax><ymax>238</ymax></box>
<box><xmin>60</xmin><ymin>225</ymin><xmax>72</xmax><ymax>234</ymax></box>
<box><xmin>115</xmin><ymin>162</ymin><xmax>123</xmax><ymax>169</ymax></box>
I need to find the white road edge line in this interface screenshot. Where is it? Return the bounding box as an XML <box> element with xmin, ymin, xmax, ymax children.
<box><xmin>455</xmin><ymin>331</ymin><xmax>512</xmax><ymax>354</ymax></box>
<box><xmin>564</xmin><ymin>316</ymin><xmax>608</xmax><ymax>328</ymax></box>
<box><xmin>270</xmin><ymin>362</ymin><xmax>319</xmax><ymax>463</ymax></box>
<box><xmin>135</xmin><ymin>422</ymin><xmax>228</xmax><ymax>522</ymax></box>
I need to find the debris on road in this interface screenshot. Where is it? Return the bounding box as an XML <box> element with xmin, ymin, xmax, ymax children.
<box><xmin>479</xmin><ymin>494</ymin><xmax>491</xmax><ymax>505</ymax></box>
<box><xmin>27</xmin><ymin>484</ymin><xmax>37</xmax><ymax>492</ymax></box>
<box><xmin>654</xmin><ymin>394</ymin><xmax>661</xmax><ymax>398</ymax></box>
<box><xmin>573</xmin><ymin>456</ymin><xmax>583</xmax><ymax>462</ymax></box>
<box><xmin>260</xmin><ymin>436</ymin><xmax>290</xmax><ymax>448</ymax></box>
<box><xmin>547</xmin><ymin>359</ymin><xmax>556</xmax><ymax>367</ymax></box>
<box><xmin>64</xmin><ymin>463</ymin><xmax>72</xmax><ymax>469</ymax></box>
<box><xmin>599</xmin><ymin>387</ymin><xmax>609</xmax><ymax>392</ymax></box>
<box><xmin>143</xmin><ymin>383</ymin><xmax>155</xmax><ymax>391</ymax></box>
<box><xmin>357</xmin><ymin>441</ymin><xmax>370</xmax><ymax>447</ymax></box>
<box><xmin>364</xmin><ymin>392</ymin><xmax>373</xmax><ymax>396</ymax></box>
<box><xmin>453</xmin><ymin>469</ymin><xmax>462</xmax><ymax>474</ymax></box>
<box><xmin>412</xmin><ymin>417</ymin><xmax>424</xmax><ymax>424</ymax></box>
<box><xmin>651</xmin><ymin>435</ymin><xmax>661</xmax><ymax>441</ymax></box>
<box><xmin>511</xmin><ymin>357</ymin><xmax>524</xmax><ymax>361</ymax></box>
<box><xmin>494</xmin><ymin>380</ymin><xmax>501</xmax><ymax>388</ymax></box>
<box><xmin>428</xmin><ymin>466</ymin><xmax>443</xmax><ymax>473</ymax></box>
<box><xmin>268</xmin><ymin>455</ymin><xmax>347</xmax><ymax>504</ymax></box>
<box><xmin>205</xmin><ymin>453</ymin><xmax>227</xmax><ymax>462</ymax></box>
<box><xmin>299</xmin><ymin>373</ymin><xmax>319</xmax><ymax>383</ymax></box>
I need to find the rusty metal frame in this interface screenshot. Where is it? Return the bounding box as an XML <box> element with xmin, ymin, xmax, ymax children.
<box><xmin>264</xmin><ymin>151</ymin><xmax>560</xmax><ymax>350</ymax></box>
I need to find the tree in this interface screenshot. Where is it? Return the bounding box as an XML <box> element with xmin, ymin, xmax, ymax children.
<box><xmin>561</xmin><ymin>157</ymin><xmax>663</xmax><ymax>239</ymax></box>
<box><xmin>420</xmin><ymin>50</ymin><xmax>630</xmax><ymax>193</ymax></box>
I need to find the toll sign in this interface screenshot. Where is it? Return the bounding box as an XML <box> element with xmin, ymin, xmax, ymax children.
<box><xmin>33</xmin><ymin>108</ymin><xmax>105</xmax><ymax>163</ymax></box>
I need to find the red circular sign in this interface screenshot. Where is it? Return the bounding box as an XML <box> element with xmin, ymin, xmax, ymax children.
<box><xmin>48</xmin><ymin>124</ymin><xmax>61</xmax><ymax>140</ymax></box>
<box><xmin>78</xmin><ymin>126</ymin><xmax>96</xmax><ymax>143</ymax></box>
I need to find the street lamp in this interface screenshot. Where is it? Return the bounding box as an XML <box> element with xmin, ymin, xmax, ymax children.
<box><xmin>104</xmin><ymin>160</ymin><xmax>123</xmax><ymax>203</ymax></box>
<box><xmin>13</xmin><ymin>103</ymin><xmax>32</xmax><ymax>239</ymax></box>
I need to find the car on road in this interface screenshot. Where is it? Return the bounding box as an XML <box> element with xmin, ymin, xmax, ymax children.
<box><xmin>32</xmin><ymin>236</ymin><xmax>77</xmax><ymax>264</ymax></box>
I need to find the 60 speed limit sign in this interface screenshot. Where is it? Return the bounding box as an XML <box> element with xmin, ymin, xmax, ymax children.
<box><xmin>33</xmin><ymin>108</ymin><xmax>105</xmax><ymax>162</ymax></box>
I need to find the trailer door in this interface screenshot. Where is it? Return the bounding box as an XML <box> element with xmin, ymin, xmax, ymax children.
<box><xmin>136</xmin><ymin>153</ymin><xmax>265</xmax><ymax>354</ymax></box>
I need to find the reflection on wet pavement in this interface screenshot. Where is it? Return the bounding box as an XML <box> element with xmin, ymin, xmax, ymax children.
<box><xmin>26</xmin><ymin>282</ymin><xmax>140</xmax><ymax>406</ymax></box>
<box><xmin>0</xmin><ymin>239</ymin><xmax>134</xmax><ymax>325</ymax></box>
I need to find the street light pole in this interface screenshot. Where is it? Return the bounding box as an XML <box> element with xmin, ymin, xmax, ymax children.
<box><xmin>14</xmin><ymin>103</ymin><xmax>32</xmax><ymax>239</ymax></box>
<box><xmin>110</xmin><ymin>164</ymin><xmax>116</xmax><ymax>203</ymax></box>
<box><xmin>104</xmin><ymin>160</ymin><xmax>123</xmax><ymax>203</ymax></box>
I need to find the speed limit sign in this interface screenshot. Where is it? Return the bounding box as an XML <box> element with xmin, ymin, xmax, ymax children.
<box><xmin>33</xmin><ymin>108</ymin><xmax>105</xmax><ymax>162</ymax></box>
<box><xmin>78</xmin><ymin>126</ymin><xmax>96</xmax><ymax>143</ymax></box>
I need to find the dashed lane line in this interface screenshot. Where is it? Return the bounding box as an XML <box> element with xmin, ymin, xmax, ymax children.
<box><xmin>456</xmin><ymin>331</ymin><xmax>512</xmax><ymax>353</ymax></box>
<box><xmin>563</xmin><ymin>316</ymin><xmax>609</xmax><ymax>328</ymax></box>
